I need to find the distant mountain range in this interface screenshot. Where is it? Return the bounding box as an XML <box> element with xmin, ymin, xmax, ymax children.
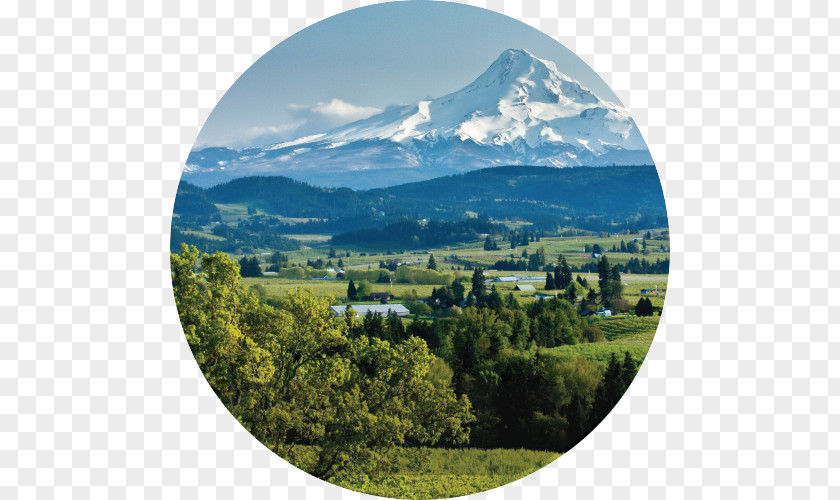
<box><xmin>184</xmin><ymin>49</ymin><xmax>654</xmax><ymax>189</ymax></box>
<box><xmin>175</xmin><ymin>165</ymin><xmax>666</xmax><ymax>231</ymax></box>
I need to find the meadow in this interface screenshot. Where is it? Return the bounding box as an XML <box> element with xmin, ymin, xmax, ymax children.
<box><xmin>290</xmin><ymin>446</ymin><xmax>560</xmax><ymax>500</ymax></box>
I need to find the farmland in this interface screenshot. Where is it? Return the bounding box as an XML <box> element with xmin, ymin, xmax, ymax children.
<box><xmin>170</xmin><ymin>165</ymin><xmax>668</xmax><ymax>498</ymax></box>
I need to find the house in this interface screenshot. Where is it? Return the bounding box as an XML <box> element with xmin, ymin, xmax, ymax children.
<box><xmin>513</xmin><ymin>284</ymin><xmax>536</xmax><ymax>292</ymax></box>
<box><xmin>640</xmin><ymin>288</ymin><xmax>657</xmax><ymax>296</ymax></box>
<box><xmin>309</xmin><ymin>275</ymin><xmax>338</xmax><ymax>281</ymax></box>
<box><xmin>533</xmin><ymin>293</ymin><xmax>553</xmax><ymax>299</ymax></box>
<box><xmin>330</xmin><ymin>304</ymin><xmax>410</xmax><ymax>318</ymax></box>
<box><xmin>596</xmin><ymin>308</ymin><xmax>612</xmax><ymax>317</ymax></box>
<box><xmin>580</xmin><ymin>309</ymin><xmax>596</xmax><ymax>317</ymax></box>
<box><xmin>367</xmin><ymin>292</ymin><xmax>392</xmax><ymax>301</ymax></box>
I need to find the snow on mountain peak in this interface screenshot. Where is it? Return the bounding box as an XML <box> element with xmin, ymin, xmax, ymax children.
<box><xmin>323</xmin><ymin>48</ymin><xmax>642</xmax><ymax>151</ymax></box>
<box><xmin>185</xmin><ymin>49</ymin><xmax>653</xmax><ymax>189</ymax></box>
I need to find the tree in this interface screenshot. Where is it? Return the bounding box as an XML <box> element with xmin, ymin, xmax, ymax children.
<box><xmin>427</xmin><ymin>254</ymin><xmax>437</xmax><ymax>270</ymax></box>
<box><xmin>622</xmin><ymin>351</ymin><xmax>637</xmax><ymax>388</ymax></box>
<box><xmin>567</xmin><ymin>283</ymin><xmax>577</xmax><ymax>303</ymax></box>
<box><xmin>470</xmin><ymin>268</ymin><xmax>486</xmax><ymax>300</ymax></box>
<box><xmin>555</xmin><ymin>255</ymin><xmax>572</xmax><ymax>290</ymax></box>
<box><xmin>598</xmin><ymin>256</ymin><xmax>622</xmax><ymax>307</ymax></box>
<box><xmin>634</xmin><ymin>297</ymin><xmax>654</xmax><ymax>316</ymax></box>
<box><xmin>483</xmin><ymin>236</ymin><xmax>498</xmax><ymax>251</ymax></box>
<box><xmin>328</xmin><ymin>247</ymin><xmax>337</xmax><ymax>258</ymax></box>
<box><xmin>347</xmin><ymin>279</ymin><xmax>358</xmax><ymax>301</ymax></box>
<box><xmin>238</xmin><ymin>255</ymin><xmax>263</xmax><ymax>277</ymax></box>
<box><xmin>451</xmin><ymin>279</ymin><xmax>465</xmax><ymax>305</ymax></box>
<box><xmin>344</xmin><ymin>305</ymin><xmax>357</xmax><ymax>332</ymax></box>
<box><xmin>355</xmin><ymin>280</ymin><xmax>373</xmax><ymax>299</ymax></box>
<box><xmin>544</xmin><ymin>272</ymin><xmax>555</xmax><ymax>290</ymax></box>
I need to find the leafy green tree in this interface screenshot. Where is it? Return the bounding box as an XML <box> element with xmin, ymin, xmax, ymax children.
<box><xmin>176</xmin><ymin>245</ymin><xmax>475</xmax><ymax>483</ymax></box>
<box><xmin>355</xmin><ymin>280</ymin><xmax>373</xmax><ymax>299</ymax></box>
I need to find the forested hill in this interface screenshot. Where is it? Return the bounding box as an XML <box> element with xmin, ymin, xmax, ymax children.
<box><xmin>371</xmin><ymin>165</ymin><xmax>666</xmax><ymax>218</ymax></box>
<box><xmin>174</xmin><ymin>165</ymin><xmax>667</xmax><ymax>232</ymax></box>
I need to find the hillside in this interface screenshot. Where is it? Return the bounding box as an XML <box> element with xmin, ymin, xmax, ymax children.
<box><xmin>175</xmin><ymin>165</ymin><xmax>665</xmax><ymax>230</ymax></box>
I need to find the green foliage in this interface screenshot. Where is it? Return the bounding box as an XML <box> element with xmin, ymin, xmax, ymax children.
<box><xmin>334</xmin><ymin>447</ymin><xmax>560</xmax><ymax>499</ymax></box>
<box><xmin>393</xmin><ymin>266</ymin><xmax>454</xmax><ymax>285</ymax></box>
<box><xmin>355</xmin><ymin>279</ymin><xmax>373</xmax><ymax>299</ymax></box>
<box><xmin>171</xmin><ymin>245</ymin><xmax>473</xmax><ymax>484</ymax></box>
<box><xmin>427</xmin><ymin>254</ymin><xmax>437</xmax><ymax>270</ymax></box>
<box><xmin>238</xmin><ymin>255</ymin><xmax>263</xmax><ymax>277</ymax></box>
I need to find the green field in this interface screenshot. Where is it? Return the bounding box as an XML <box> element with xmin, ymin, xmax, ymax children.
<box><xmin>546</xmin><ymin>315</ymin><xmax>659</xmax><ymax>366</ymax></box>
<box><xmin>291</xmin><ymin>446</ymin><xmax>560</xmax><ymax>500</ymax></box>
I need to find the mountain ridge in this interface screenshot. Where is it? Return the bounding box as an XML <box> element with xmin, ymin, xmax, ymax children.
<box><xmin>185</xmin><ymin>49</ymin><xmax>653</xmax><ymax>189</ymax></box>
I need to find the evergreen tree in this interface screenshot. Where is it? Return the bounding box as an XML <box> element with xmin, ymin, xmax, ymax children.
<box><xmin>362</xmin><ymin>310</ymin><xmax>386</xmax><ymax>341</ymax></box>
<box><xmin>427</xmin><ymin>254</ymin><xmax>437</xmax><ymax>270</ymax></box>
<box><xmin>238</xmin><ymin>256</ymin><xmax>263</xmax><ymax>277</ymax></box>
<box><xmin>544</xmin><ymin>272</ymin><xmax>555</xmax><ymax>290</ymax></box>
<box><xmin>465</xmin><ymin>292</ymin><xmax>477</xmax><ymax>308</ymax></box>
<box><xmin>567</xmin><ymin>283</ymin><xmax>577</xmax><ymax>303</ymax></box>
<box><xmin>555</xmin><ymin>255</ymin><xmax>572</xmax><ymax>289</ymax></box>
<box><xmin>451</xmin><ymin>279</ymin><xmax>465</xmax><ymax>305</ymax></box>
<box><xmin>620</xmin><ymin>240</ymin><xmax>627</xmax><ymax>253</ymax></box>
<box><xmin>347</xmin><ymin>279</ymin><xmax>357</xmax><ymax>301</ymax></box>
<box><xmin>486</xmin><ymin>285</ymin><xmax>503</xmax><ymax>311</ymax></box>
<box><xmin>470</xmin><ymin>268</ymin><xmax>486</xmax><ymax>299</ymax></box>
<box><xmin>386</xmin><ymin>310</ymin><xmax>406</xmax><ymax>343</ymax></box>
<box><xmin>622</xmin><ymin>351</ymin><xmax>637</xmax><ymax>388</ymax></box>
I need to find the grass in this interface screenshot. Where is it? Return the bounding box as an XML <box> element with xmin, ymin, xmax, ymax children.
<box><xmin>545</xmin><ymin>315</ymin><xmax>660</xmax><ymax>366</ymax></box>
<box><xmin>291</xmin><ymin>446</ymin><xmax>560</xmax><ymax>500</ymax></box>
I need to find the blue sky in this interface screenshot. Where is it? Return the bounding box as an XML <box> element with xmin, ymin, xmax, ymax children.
<box><xmin>195</xmin><ymin>1</ymin><xmax>624</xmax><ymax>149</ymax></box>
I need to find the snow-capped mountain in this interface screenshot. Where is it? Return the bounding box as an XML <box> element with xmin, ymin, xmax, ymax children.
<box><xmin>185</xmin><ymin>49</ymin><xmax>653</xmax><ymax>189</ymax></box>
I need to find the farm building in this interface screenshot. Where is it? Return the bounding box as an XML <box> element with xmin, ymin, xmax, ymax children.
<box><xmin>310</xmin><ymin>275</ymin><xmax>338</xmax><ymax>281</ymax></box>
<box><xmin>513</xmin><ymin>284</ymin><xmax>536</xmax><ymax>292</ymax></box>
<box><xmin>492</xmin><ymin>276</ymin><xmax>518</xmax><ymax>283</ymax></box>
<box><xmin>640</xmin><ymin>288</ymin><xmax>659</xmax><ymax>296</ymax></box>
<box><xmin>330</xmin><ymin>304</ymin><xmax>410</xmax><ymax>318</ymax></box>
<box><xmin>367</xmin><ymin>292</ymin><xmax>392</xmax><ymax>301</ymax></box>
<box><xmin>580</xmin><ymin>309</ymin><xmax>596</xmax><ymax>317</ymax></box>
<box><xmin>596</xmin><ymin>308</ymin><xmax>612</xmax><ymax>317</ymax></box>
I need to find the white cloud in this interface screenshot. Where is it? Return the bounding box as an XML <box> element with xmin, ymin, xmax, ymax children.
<box><xmin>308</xmin><ymin>98</ymin><xmax>381</xmax><ymax>121</ymax></box>
<box><xmin>195</xmin><ymin>99</ymin><xmax>381</xmax><ymax>149</ymax></box>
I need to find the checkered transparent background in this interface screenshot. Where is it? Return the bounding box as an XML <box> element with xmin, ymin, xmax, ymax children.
<box><xmin>3</xmin><ymin>0</ymin><xmax>837</xmax><ymax>498</ymax></box>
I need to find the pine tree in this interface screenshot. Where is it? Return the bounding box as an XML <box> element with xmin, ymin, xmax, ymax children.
<box><xmin>544</xmin><ymin>272</ymin><xmax>555</xmax><ymax>290</ymax></box>
<box><xmin>347</xmin><ymin>279</ymin><xmax>357</xmax><ymax>301</ymax></box>
<box><xmin>470</xmin><ymin>268</ymin><xmax>486</xmax><ymax>299</ymax></box>
<box><xmin>622</xmin><ymin>351</ymin><xmax>637</xmax><ymax>388</ymax></box>
<box><xmin>567</xmin><ymin>283</ymin><xmax>577</xmax><ymax>303</ymax></box>
<box><xmin>427</xmin><ymin>254</ymin><xmax>437</xmax><ymax>270</ymax></box>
